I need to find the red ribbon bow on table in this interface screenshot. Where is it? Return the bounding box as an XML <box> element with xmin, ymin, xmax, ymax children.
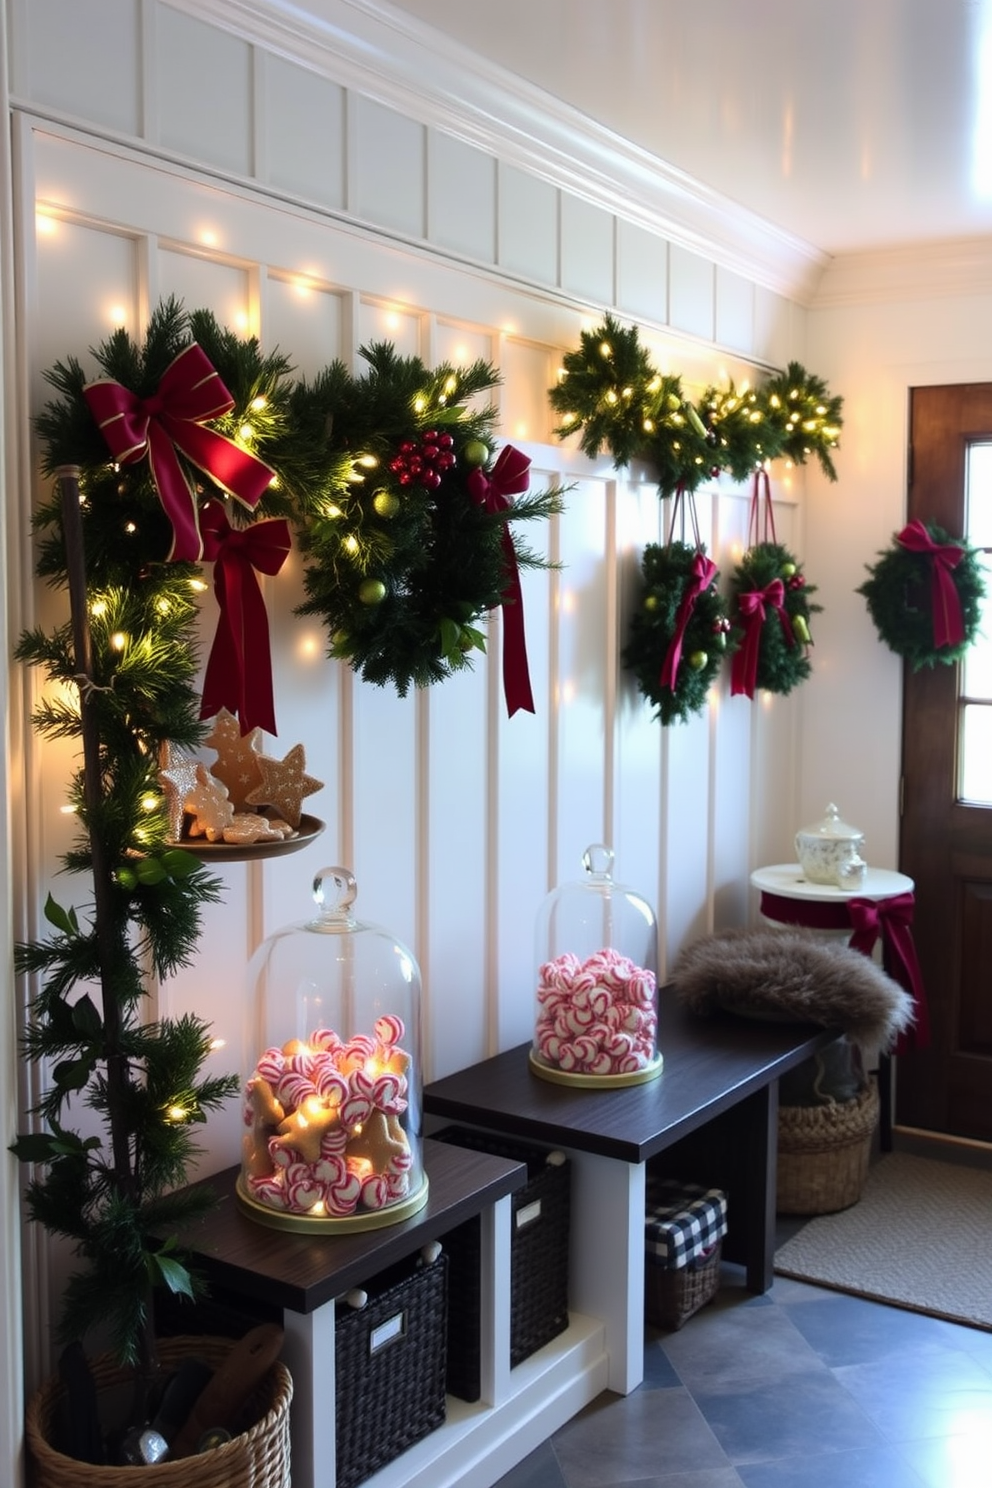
<box><xmin>848</xmin><ymin>892</ymin><xmax>930</xmax><ymax>1053</ymax></box>
<box><xmin>467</xmin><ymin>444</ymin><xmax>535</xmax><ymax>717</ymax></box>
<box><xmin>83</xmin><ymin>343</ymin><xmax>275</xmax><ymax>563</ymax></box>
<box><xmin>198</xmin><ymin>499</ymin><xmax>293</xmax><ymax>736</ymax></box>
<box><xmin>730</xmin><ymin>578</ymin><xmax>794</xmax><ymax>698</ymax></box>
<box><xmin>659</xmin><ymin>552</ymin><xmax>718</xmax><ymax>690</ymax></box>
<box><xmin>896</xmin><ymin>519</ymin><xmax>966</xmax><ymax>649</ymax></box>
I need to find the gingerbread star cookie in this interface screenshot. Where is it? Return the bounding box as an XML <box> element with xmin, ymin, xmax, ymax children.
<box><xmin>246</xmin><ymin>743</ymin><xmax>323</xmax><ymax>829</ymax></box>
<box><xmin>204</xmin><ymin>707</ymin><xmax>264</xmax><ymax>809</ymax></box>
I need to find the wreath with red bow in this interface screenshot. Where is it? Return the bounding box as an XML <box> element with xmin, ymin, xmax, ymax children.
<box><xmin>858</xmin><ymin>519</ymin><xmax>986</xmax><ymax>669</ymax></box>
<box><xmin>622</xmin><ymin>539</ymin><xmax>734</xmax><ymax>725</ymax></box>
<box><xmin>729</xmin><ymin>542</ymin><xmax>821</xmax><ymax>698</ymax></box>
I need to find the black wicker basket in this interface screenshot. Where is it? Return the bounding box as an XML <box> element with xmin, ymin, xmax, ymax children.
<box><xmin>334</xmin><ymin>1251</ymin><xmax>448</xmax><ymax>1488</ymax></box>
<box><xmin>433</xmin><ymin>1126</ymin><xmax>570</xmax><ymax>1400</ymax></box>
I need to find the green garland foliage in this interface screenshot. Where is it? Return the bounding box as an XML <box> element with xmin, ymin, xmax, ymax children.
<box><xmin>621</xmin><ymin>541</ymin><xmax>734</xmax><ymax>724</ymax></box>
<box><xmin>729</xmin><ymin>542</ymin><xmax>822</xmax><ymax>696</ymax></box>
<box><xmin>858</xmin><ymin>521</ymin><xmax>986</xmax><ymax>669</ymax></box>
<box><xmin>549</xmin><ymin>318</ymin><xmax>843</xmax><ymax>490</ymax></box>
<box><xmin>293</xmin><ymin>342</ymin><xmax>565</xmax><ymax>696</ymax></box>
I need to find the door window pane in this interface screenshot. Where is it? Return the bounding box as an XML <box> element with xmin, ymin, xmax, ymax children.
<box><xmin>960</xmin><ymin>446</ymin><xmax>992</xmax><ymax>804</ymax></box>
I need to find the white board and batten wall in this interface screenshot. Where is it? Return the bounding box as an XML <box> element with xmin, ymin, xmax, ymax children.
<box><xmin>2</xmin><ymin>0</ymin><xmax>820</xmax><ymax>1436</ymax></box>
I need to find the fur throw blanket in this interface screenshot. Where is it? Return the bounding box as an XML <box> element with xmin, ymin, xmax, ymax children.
<box><xmin>671</xmin><ymin>927</ymin><xmax>914</xmax><ymax>1052</ymax></box>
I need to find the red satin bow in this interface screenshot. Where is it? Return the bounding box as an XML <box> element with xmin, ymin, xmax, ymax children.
<box><xmin>660</xmin><ymin>552</ymin><xmax>717</xmax><ymax>689</ymax></box>
<box><xmin>198</xmin><ymin>499</ymin><xmax>292</xmax><ymax>736</ymax></box>
<box><xmin>467</xmin><ymin>444</ymin><xmax>535</xmax><ymax>717</ymax></box>
<box><xmin>848</xmin><ymin>892</ymin><xmax>930</xmax><ymax>1052</ymax></box>
<box><xmin>730</xmin><ymin>578</ymin><xmax>793</xmax><ymax>698</ymax></box>
<box><xmin>83</xmin><ymin>343</ymin><xmax>275</xmax><ymax>563</ymax></box>
<box><xmin>896</xmin><ymin>519</ymin><xmax>966</xmax><ymax>648</ymax></box>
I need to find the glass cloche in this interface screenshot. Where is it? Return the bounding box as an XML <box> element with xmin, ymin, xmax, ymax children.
<box><xmin>531</xmin><ymin>844</ymin><xmax>662</xmax><ymax>1088</ymax></box>
<box><xmin>238</xmin><ymin>867</ymin><xmax>428</xmax><ymax>1232</ymax></box>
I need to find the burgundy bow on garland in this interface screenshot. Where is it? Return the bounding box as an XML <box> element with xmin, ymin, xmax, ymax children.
<box><xmin>467</xmin><ymin>444</ymin><xmax>535</xmax><ymax>717</ymax></box>
<box><xmin>896</xmin><ymin>519</ymin><xmax>966</xmax><ymax>649</ymax></box>
<box><xmin>198</xmin><ymin>499</ymin><xmax>292</xmax><ymax>736</ymax></box>
<box><xmin>730</xmin><ymin>578</ymin><xmax>794</xmax><ymax>698</ymax></box>
<box><xmin>660</xmin><ymin>551</ymin><xmax>718</xmax><ymax>689</ymax></box>
<box><xmin>83</xmin><ymin>343</ymin><xmax>275</xmax><ymax>563</ymax></box>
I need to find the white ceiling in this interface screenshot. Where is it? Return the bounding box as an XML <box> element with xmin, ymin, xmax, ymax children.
<box><xmin>382</xmin><ymin>0</ymin><xmax>992</xmax><ymax>258</ymax></box>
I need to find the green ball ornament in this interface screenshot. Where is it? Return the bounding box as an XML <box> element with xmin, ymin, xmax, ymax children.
<box><xmin>688</xmin><ymin>650</ymin><xmax>708</xmax><ymax>670</ymax></box>
<box><xmin>781</xmin><ymin>562</ymin><xmax>797</xmax><ymax>578</ymax></box>
<box><xmin>644</xmin><ymin>594</ymin><xmax>659</xmax><ymax>611</ymax></box>
<box><xmin>372</xmin><ymin>489</ymin><xmax>400</xmax><ymax>519</ymax></box>
<box><xmin>462</xmin><ymin>439</ymin><xmax>489</xmax><ymax>468</ymax></box>
<box><xmin>358</xmin><ymin>578</ymin><xmax>387</xmax><ymax>605</ymax></box>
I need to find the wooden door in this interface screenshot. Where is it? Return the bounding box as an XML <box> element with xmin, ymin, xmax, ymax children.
<box><xmin>897</xmin><ymin>384</ymin><xmax>992</xmax><ymax>1139</ymax></box>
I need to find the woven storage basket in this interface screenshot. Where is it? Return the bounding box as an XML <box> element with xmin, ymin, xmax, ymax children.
<box><xmin>777</xmin><ymin>1080</ymin><xmax>880</xmax><ymax>1215</ymax></box>
<box><xmin>646</xmin><ymin>1244</ymin><xmax>723</xmax><ymax>1331</ymax></box>
<box><xmin>334</xmin><ymin>1252</ymin><xmax>448</xmax><ymax>1488</ymax></box>
<box><xmin>431</xmin><ymin>1127</ymin><xmax>570</xmax><ymax>1400</ymax></box>
<box><xmin>25</xmin><ymin>1334</ymin><xmax>292</xmax><ymax>1488</ymax></box>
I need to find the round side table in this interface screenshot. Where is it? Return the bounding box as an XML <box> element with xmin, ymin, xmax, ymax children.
<box><xmin>749</xmin><ymin>862</ymin><xmax>929</xmax><ymax>1152</ymax></box>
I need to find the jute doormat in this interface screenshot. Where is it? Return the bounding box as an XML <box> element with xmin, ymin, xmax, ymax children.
<box><xmin>774</xmin><ymin>1150</ymin><xmax>992</xmax><ymax>1331</ymax></box>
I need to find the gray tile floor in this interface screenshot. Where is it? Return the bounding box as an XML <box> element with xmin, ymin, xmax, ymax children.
<box><xmin>491</xmin><ymin>1141</ymin><xmax>992</xmax><ymax>1488</ymax></box>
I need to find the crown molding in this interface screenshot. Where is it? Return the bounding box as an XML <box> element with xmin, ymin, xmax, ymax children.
<box><xmin>162</xmin><ymin>0</ymin><xmax>829</xmax><ymax>304</ymax></box>
<box><xmin>812</xmin><ymin>236</ymin><xmax>992</xmax><ymax>308</ymax></box>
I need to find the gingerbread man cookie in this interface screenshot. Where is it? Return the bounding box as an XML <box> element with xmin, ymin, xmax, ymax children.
<box><xmin>242</xmin><ymin>1077</ymin><xmax>285</xmax><ymax>1178</ymax></box>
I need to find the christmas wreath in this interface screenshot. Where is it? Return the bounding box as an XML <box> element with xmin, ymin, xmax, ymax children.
<box><xmin>549</xmin><ymin>317</ymin><xmax>843</xmax><ymax>491</ymax></box>
<box><xmin>729</xmin><ymin>541</ymin><xmax>821</xmax><ymax>698</ymax></box>
<box><xmin>291</xmin><ymin>342</ymin><xmax>564</xmax><ymax>709</ymax></box>
<box><xmin>622</xmin><ymin>540</ymin><xmax>733</xmax><ymax>724</ymax></box>
<box><xmin>858</xmin><ymin>519</ymin><xmax>986</xmax><ymax>669</ymax></box>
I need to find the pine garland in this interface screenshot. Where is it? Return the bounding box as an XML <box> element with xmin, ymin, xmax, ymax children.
<box><xmin>549</xmin><ymin>317</ymin><xmax>843</xmax><ymax>489</ymax></box>
<box><xmin>729</xmin><ymin>542</ymin><xmax>822</xmax><ymax>697</ymax></box>
<box><xmin>293</xmin><ymin>342</ymin><xmax>564</xmax><ymax>698</ymax></box>
<box><xmin>621</xmin><ymin>541</ymin><xmax>734</xmax><ymax>724</ymax></box>
<box><xmin>858</xmin><ymin>520</ymin><xmax>986</xmax><ymax>669</ymax></box>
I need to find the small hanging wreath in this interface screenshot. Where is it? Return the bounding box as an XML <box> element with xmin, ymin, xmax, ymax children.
<box><xmin>729</xmin><ymin>541</ymin><xmax>821</xmax><ymax>698</ymax></box>
<box><xmin>857</xmin><ymin>519</ymin><xmax>986</xmax><ymax>670</ymax></box>
<box><xmin>292</xmin><ymin>342</ymin><xmax>564</xmax><ymax>710</ymax></box>
<box><xmin>622</xmin><ymin>539</ymin><xmax>733</xmax><ymax>724</ymax></box>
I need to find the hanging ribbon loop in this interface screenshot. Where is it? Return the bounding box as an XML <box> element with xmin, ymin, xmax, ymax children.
<box><xmin>84</xmin><ymin>343</ymin><xmax>275</xmax><ymax>563</ymax></box>
<box><xmin>848</xmin><ymin>892</ymin><xmax>930</xmax><ymax>1052</ymax></box>
<box><xmin>730</xmin><ymin>577</ymin><xmax>793</xmax><ymax>697</ymax></box>
<box><xmin>895</xmin><ymin>519</ymin><xmax>966</xmax><ymax>649</ymax></box>
<box><xmin>747</xmin><ymin>467</ymin><xmax>777</xmax><ymax>549</ymax></box>
<box><xmin>467</xmin><ymin>444</ymin><xmax>535</xmax><ymax>717</ymax></box>
<box><xmin>198</xmin><ymin>499</ymin><xmax>292</xmax><ymax>736</ymax></box>
<box><xmin>660</xmin><ymin>551</ymin><xmax>717</xmax><ymax>690</ymax></box>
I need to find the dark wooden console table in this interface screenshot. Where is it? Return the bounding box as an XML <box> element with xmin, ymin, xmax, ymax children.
<box><xmin>424</xmin><ymin>994</ymin><xmax>834</xmax><ymax>1394</ymax></box>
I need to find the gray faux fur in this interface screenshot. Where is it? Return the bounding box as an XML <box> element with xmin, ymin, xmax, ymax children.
<box><xmin>671</xmin><ymin>927</ymin><xmax>914</xmax><ymax>1051</ymax></box>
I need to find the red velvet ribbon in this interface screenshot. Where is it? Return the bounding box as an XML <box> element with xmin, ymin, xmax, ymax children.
<box><xmin>730</xmin><ymin>578</ymin><xmax>793</xmax><ymax>698</ymax></box>
<box><xmin>896</xmin><ymin>519</ymin><xmax>966</xmax><ymax>648</ymax></box>
<box><xmin>660</xmin><ymin>551</ymin><xmax>717</xmax><ymax>690</ymax></box>
<box><xmin>198</xmin><ymin>499</ymin><xmax>292</xmax><ymax>736</ymax></box>
<box><xmin>83</xmin><ymin>343</ymin><xmax>275</xmax><ymax>563</ymax></box>
<box><xmin>759</xmin><ymin>889</ymin><xmax>930</xmax><ymax>1054</ymax></box>
<box><xmin>467</xmin><ymin>444</ymin><xmax>535</xmax><ymax>716</ymax></box>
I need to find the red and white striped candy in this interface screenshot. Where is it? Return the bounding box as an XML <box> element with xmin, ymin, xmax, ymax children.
<box><xmin>360</xmin><ymin>1173</ymin><xmax>390</xmax><ymax>1209</ymax></box>
<box><xmin>319</xmin><ymin>1126</ymin><xmax>348</xmax><ymax>1157</ymax></box>
<box><xmin>323</xmin><ymin>1171</ymin><xmax>361</xmax><ymax>1214</ymax></box>
<box><xmin>372</xmin><ymin>1073</ymin><xmax>402</xmax><ymax>1111</ymax></box>
<box><xmin>314</xmin><ymin>1063</ymin><xmax>348</xmax><ymax>1105</ymax></box>
<box><xmin>275</xmin><ymin>1071</ymin><xmax>315</xmax><ymax>1111</ymax></box>
<box><xmin>309</xmin><ymin>1027</ymin><xmax>343</xmax><ymax>1055</ymax></box>
<box><xmin>538</xmin><ymin>1031</ymin><xmax>562</xmax><ymax>1062</ymax></box>
<box><xmin>314</xmin><ymin>1155</ymin><xmax>346</xmax><ymax>1187</ymax></box>
<box><xmin>374</xmin><ymin>1014</ymin><xmax>405</xmax><ymax>1046</ymax></box>
<box><xmin>249</xmin><ymin>1175</ymin><xmax>287</xmax><ymax>1208</ymax></box>
<box><xmin>340</xmin><ymin>1094</ymin><xmax>373</xmax><ymax>1129</ymax></box>
<box><xmin>286</xmin><ymin>1051</ymin><xmax>315</xmax><ymax>1077</ymax></box>
<box><xmin>350</xmin><ymin>1066</ymin><xmax>376</xmax><ymax>1100</ymax></box>
<box><xmin>386</xmin><ymin>1171</ymin><xmax>411</xmax><ymax>1199</ymax></box>
<box><xmin>268</xmin><ymin>1140</ymin><xmax>297</xmax><ymax>1169</ymax></box>
<box><xmin>589</xmin><ymin>1051</ymin><xmax>614</xmax><ymax>1075</ymax></box>
<box><xmin>557</xmin><ymin>1042</ymin><xmax>579</xmax><ymax>1072</ymax></box>
<box><xmin>255</xmin><ymin>1048</ymin><xmax>285</xmax><ymax>1084</ymax></box>
<box><xmin>387</xmin><ymin>1147</ymin><xmax>414</xmax><ymax>1174</ymax></box>
<box><xmin>572</xmin><ymin>1034</ymin><xmax>599</xmax><ymax>1066</ymax></box>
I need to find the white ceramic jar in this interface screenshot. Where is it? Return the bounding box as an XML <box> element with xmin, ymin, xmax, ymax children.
<box><xmin>795</xmin><ymin>804</ymin><xmax>866</xmax><ymax>886</ymax></box>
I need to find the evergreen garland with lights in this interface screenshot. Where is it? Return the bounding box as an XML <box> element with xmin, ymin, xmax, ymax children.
<box><xmin>621</xmin><ymin>540</ymin><xmax>734</xmax><ymax>724</ymax></box>
<box><xmin>549</xmin><ymin>316</ymin><xmax>843</xmax><ymax>489</ymax></box>
<box><xmin>858</xmin><ymin>520</ymin><xmax>986</xmax><ymax>669</ymax></box>
<box><xmin>293</xmin><ymin>342</ymin><xmax>565</xmax><ymax>700</ymax></box>
<box><xmin>728</xmin><ymin>541</ymin><xmax>821</xmax><ymax>697</ymax></box>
